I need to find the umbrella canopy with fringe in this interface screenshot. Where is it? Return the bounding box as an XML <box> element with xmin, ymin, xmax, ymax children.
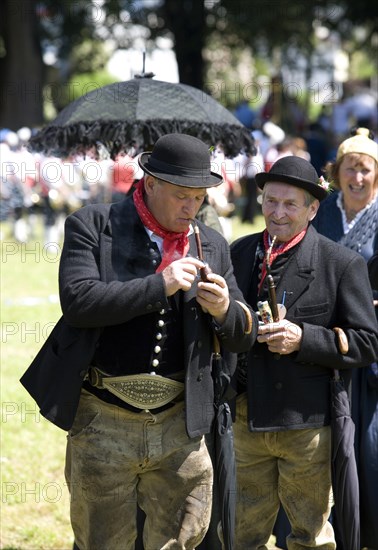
<box><xmin>29</xmin><ymin>77</ymin><xmax>255</xmax><ymax>159</ymax></box>
<box><xmin>212</xmin><ymin>337</ymin><xmax>237</xmax><ymax>550</ymax></box>
<box><xmin>330</xmin><ymin>369</ymin><xmax>360</xmax><ymax>550</ymax></box>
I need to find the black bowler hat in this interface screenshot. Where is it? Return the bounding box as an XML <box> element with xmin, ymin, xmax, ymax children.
<box><xmin>138</xmin><ymin>133</ymin><xmax>223</xmax><ymax>188</ymax></box>
<box><xmin>255</xmin><ymin>156</ymin><xmax>328</xmax><ymax>201</ymax></box>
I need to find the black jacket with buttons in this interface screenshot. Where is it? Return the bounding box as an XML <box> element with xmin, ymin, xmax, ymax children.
<box><xmin>20</xmin><ymin>196</ymin><xmax>256</xmax><ymax>435</ymax></box>
<box><xmin>231</xmin><ymin>226</ymin><xmax>378</xmax><ymax>432</ymax></box>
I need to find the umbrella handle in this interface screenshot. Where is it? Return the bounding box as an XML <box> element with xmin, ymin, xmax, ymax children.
<box><xmin>333</xmin><ymin>327</ymin><xmax>349</xmax><ymax>355</ymax></box>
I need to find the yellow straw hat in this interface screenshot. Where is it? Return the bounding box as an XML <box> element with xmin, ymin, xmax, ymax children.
<box><xmin>336</xmin><ymin>128</ymin><xmax>378</xmax><ymax>163</ymax></box>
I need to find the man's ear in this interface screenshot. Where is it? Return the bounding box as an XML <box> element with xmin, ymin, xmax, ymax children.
<box><xmin>309</xmin><ymin>199</ymin><xmax>320</xmax><ymax>221</ymax></box>
<box><xmin>144</xmin><ymin>175</ymin><xmax>156</xmax><ymax>195</ymax></box>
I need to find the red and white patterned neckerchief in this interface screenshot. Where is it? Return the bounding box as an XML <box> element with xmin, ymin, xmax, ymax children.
<box><xmin>133</xmin><ymin>178</ymin><xmax>190</xmax><ymax>273</ymax></box>
<box><xmin>258</xmin><ymin>228</ymin><xmax>307</xmax><ymax>293</ymax></box>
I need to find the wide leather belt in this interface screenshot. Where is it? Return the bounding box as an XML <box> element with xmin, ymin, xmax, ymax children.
<box><xmin>87</xmin><ymin>367</ymin><xmax>184</xmax><ymax>410</ymax></box>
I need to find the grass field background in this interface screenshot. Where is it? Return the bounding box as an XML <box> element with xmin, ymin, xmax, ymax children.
<box><xmin>1</xmin><ymin>217</ymin><xmax>72</xmax><ymax>549</ymax></box>
<box><xmin>0</xmin><ymin>212</ymin><xmax>267</xmax><ymax>549</ymax></box>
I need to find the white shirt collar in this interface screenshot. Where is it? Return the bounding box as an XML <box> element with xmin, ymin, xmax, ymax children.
<box><xmin>144</xmin><ymin>224</ymin><xmax>194</xmax><ymax>254</ymax></box>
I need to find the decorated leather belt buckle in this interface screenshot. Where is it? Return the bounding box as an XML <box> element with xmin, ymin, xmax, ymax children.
<box><xmin>101</xmin><ymin>373</ymin><xmax>185</xmax><ymax>410</ymax></box>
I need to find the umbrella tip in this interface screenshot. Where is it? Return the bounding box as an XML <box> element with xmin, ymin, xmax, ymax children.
<box><xmin>134</xmin><ymin>72</ymin><xmax>155</xmax><ymax>79</ymax></box>
<box><xmin>134</xmin><ymin>50</ymin><xmax>155</xmax><ymax>79</ymax></box>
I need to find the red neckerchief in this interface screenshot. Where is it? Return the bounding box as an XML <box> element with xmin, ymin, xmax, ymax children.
<box><xmin>258</xmin><ymin>228</ymin><xmax>307</xmax><ymax>293</ymax></box>
<box><xmin>133</xmin><ymin>178</ymin><xmax>190</xmax><ymax>273</ymax></box>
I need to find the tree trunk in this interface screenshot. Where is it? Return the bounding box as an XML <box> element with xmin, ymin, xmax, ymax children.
<box><xmin>163</xmin><ymin>0</ymin><xmax>205</xmax><ymax>89</ymax></box>
<box><xmin>0</xmin><ymin>0</ymin><xmax>44</xmax><ymax>130</ymax></box>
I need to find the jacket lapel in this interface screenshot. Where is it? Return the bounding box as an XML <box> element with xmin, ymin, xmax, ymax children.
<box><xmin>276</xmin><ymin>226</ymin><xmax>318</xmax><ymax>311</ymax></box>
<box><xmin>100</xmin><ymin>198</ymin><xmax>160</xmax><ymax>282</ymax></box>
<box><xmin>238</xmin><ymin>240</ymin><xmax>260</xmax><ymax>298</ymax></box>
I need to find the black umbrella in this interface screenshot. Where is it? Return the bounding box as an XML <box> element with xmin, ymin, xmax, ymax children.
<box><xmin>29</xmin><ymin>76</ymin><xmax>255</xmax><ymax>159</ymax></box>
<box><xmin>330</xmin><ymin>368</ymin><xmax>360</xmax><ymax>550</ymax></box>
<box><xmin>212</xmin><ymin>338</ymin><xmax>237</xmax><ymax>550</ymax></box>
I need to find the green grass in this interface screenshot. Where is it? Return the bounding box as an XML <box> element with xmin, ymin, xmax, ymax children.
<box><xmin>231</xmin><ymin>212</ymin><xmax>265</xmax><ymax>240</ymax></box>
<box><xmin>1</xmin><ymin>218</ymin><xmax>72</xmax><ymax>550</ymax></box>
<box><xmin>0</xmin><ymin>213</ymin><xmax>268</xmax><ymax>549</ymax></box>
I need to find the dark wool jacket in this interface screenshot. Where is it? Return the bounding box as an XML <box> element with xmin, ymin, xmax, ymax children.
<box><xmin>20</xmin><ymin>197</ymin><xmax>257</xmax><ymax>434</ymax></box>
<box><xmin>230</xmin><ymin>225</ymin><xmax>378</xmax><ymax>432</ymax></box>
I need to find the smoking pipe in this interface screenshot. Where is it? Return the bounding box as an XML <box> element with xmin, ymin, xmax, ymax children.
<box><xmin>193</xmin><ymin>223</ymin><xmax>212</xmax><ymax>281</ymax></box>
<box><xmin>266</xmin><ymin>235</ymin><xmax>280</xmax><ymax>322</ymax></box>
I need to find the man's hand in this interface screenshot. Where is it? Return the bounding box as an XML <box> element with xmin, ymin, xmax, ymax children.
<box><xmin>257</xmin><ymin>319</ymin><xmax>302</xmax><ymax>354</ymax></box>
<box><xmin>196</xmin><ymin>272</ymin><xmax>230</xmax><ymax>325</ymax></box>
<box><xmin>162</xmin><ymin>257</ymin><xmax>204</xmax><ymax>296</ymax></box>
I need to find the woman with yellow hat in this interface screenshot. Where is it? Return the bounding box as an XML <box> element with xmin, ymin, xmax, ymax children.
<box><xmin>313</xmin><ymin>128</ymin><xmax>378</xmax><ymax>549</ymax></box>
<box><xmin>313</xmin><ymin>127</ymin><xmax>377</xmax><ymax>259</ymax></box>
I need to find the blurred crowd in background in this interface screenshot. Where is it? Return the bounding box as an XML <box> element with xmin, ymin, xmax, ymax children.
<box><xmin>1</xmin><ymin>80</ymin><xmax>377</xmax><ymax>245</ymax></box>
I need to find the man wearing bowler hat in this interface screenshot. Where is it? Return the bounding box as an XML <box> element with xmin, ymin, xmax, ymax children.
<box><xmin>21</xmin><ymin>133</ymin><xmax>256</xmax><ymax>549</ymax></box>
<box><xmin>230</xmin><ymin>156</ymin><xmax>378</xmax><ymax>548</ymax></box>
